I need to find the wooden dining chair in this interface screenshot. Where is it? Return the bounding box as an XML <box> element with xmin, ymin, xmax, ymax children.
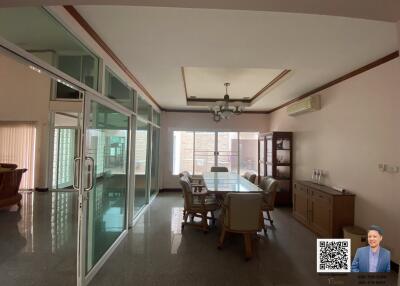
<box><xmin>179</xmin><ymin>175</ymin><xmax>219</xmax><ymax>232</ymax></box>
<box><xmin>218</xmin><ymin>192</ymin><xmax>263</xmax><ymax>259</ymax></box>
<box><xmin>178</xmin><ymin>171</ymin><xmax>204</xmax><ymax>192</ymax></box>
<box><xmin>259</xmin><ymin>177</ymin><xmax>279</xmax><ymax>233</ymax></box>
<box><xmin>210</xmin><ymin>166</ymin><xmax>229</xmax><ymax>172</ymax></box>
<box><xmin>243</xmin><ymin>172</ymin><xmax>257</xmax><ymax>184</ymax></box>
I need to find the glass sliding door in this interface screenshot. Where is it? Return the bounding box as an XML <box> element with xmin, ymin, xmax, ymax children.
<box><xmin>150</xmin><ymin>127</ymin><xmax>160</xmax><ymax>198</ymax></box>
<box><xmin>52</xmin><ymin>128</ymin><xmax>77</xmax><ymax>189</ymax></box>
<box><xmin>134</xmin><ymin>120</ymin><xmax>150</xmax><ymax>213</ymax></box>
<box><xmin>194</xmin><ymin>132</ymin><xmax>216</xmax><ymax>175</ymax></box>
<box><xmin>216</xmin><ymin>132</ymin><xmax>239</xmax><ymax>173</ymax></box>
<box><xmin>50</xmin><ymin>112</ymin><xmax>81</xmax><ymax>190</ymax></box>
<box><xmin>78</xmin><ymin>94</ymin><xmax>130</xmax><ymax>286</ymax></box>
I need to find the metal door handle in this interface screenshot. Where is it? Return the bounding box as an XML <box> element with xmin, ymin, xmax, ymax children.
<box><xmin>73</xmin><ymin>157</ymin><xmax>81</xmax><ymax>191</ymax></box>
<box><xmin>84</xmin><ymin>156</ymin><xmax>95</xmax><ymax>192</ymax></box>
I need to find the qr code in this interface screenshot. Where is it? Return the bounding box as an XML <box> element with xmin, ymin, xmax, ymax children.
<box><xmin>317</xmin><ymin>239</ymin><xmax>351</xmax><ymax>273</ymax></box>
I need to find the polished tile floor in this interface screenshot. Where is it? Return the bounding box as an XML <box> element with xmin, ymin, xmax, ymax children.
<box><xmin>0</xmin><ymin>191</ymin><xmax>398</xmax><ymax>286</ymax></box>
<box><xmin>0</xmin><ymin>191</ymin><xmax>77</xmax><ymax>286</ymax></box>
<box><xmin>90</xmin><ymin>192</ymin><xmax>399</xmax><ymax>286</ymax></box>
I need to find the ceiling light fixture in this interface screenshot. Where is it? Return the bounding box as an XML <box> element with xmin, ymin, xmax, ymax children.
<box><xmin>210</xmin><ymin>82</ymin><xmax>244</xmax><ymax>122</ymax></box>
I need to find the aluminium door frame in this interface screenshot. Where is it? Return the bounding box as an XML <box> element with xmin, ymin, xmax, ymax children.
<box><xmin>77</xmin><ymin>92</ymin><xmax>132</xmax><ymax>286</ymax></box>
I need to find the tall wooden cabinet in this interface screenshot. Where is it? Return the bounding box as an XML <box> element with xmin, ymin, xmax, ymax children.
<box><xmin>258</xmin><ymin>132</ymin><xmax>293</xmax><ymax>206</ymax></box>
<box><xmin>293</xmin><ymin>180</ymin><xmax>355</xmax><ymax>238</ymax></box>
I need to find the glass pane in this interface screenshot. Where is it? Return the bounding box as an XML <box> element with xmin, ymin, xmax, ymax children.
<box><xmin>266</xmin><ymin>138</ymin><xmax>273</xmax><ymax>163</ymax></box>
<box><xmin>0</xmin><ymin>7</ymin><xmax>99</xmax><ymax>90</ymax></box>
<box><xmin>172</xmin><ymin>131</ymin><xmax>194</xmax><ymax>175</ymax></box>
<box><xmin>152</xmin><ymin>110</ymin><xmax>160</xmax><ymax>125</ymax></box>
<box><xmin>259</xmin><ymin>139</ymin><xmax>264</xmax><ymax>176</ymax></box>
<box><xmin>55</xmin><ymin>81</ymin><xmax>81</xmax><ymax>100</ymax></box>
<box><xmin>137</xmin><ymin>96</ymin><xmax>151</xmax><ymax>120</ymax></box>
<box><xmin>105</xmin><ymin>68</ymin><xmax>135</xmax><ymax>111</ymax></box>
<box><xmin>267</xmin><ymin>164</ymin><xmax>272</xmax><ymax>177</ymax></box>
<box><xmin>85</xmin><ymin>101</ymin><xmax>129</xmax><ymax>273</ymax></box>
<box><xmin>194</xmin><ymin>132</ymin><xmax>215</xmax><ymax>175</ymax></box>
<box><xmin>53</xmin><ymin>128</ymin><xmax>76</xmax><ymax>189</ymax></box>
<box><xmin>52</xmin><ymin>112</ymin><xmax>80</xmax><ymax>189</ymax></box>
<box><xmin>134</xmin><ymin>120</ymin><xmax>149</xmax><ymax>213</ymax></box>
<box><xmin>239</xmin><ymin>132</ymin><xmax>258</xmax><ymax>175</ymax></box>
<box><xmin>217</xmin><ymin>132</ymin><xmax>238</xmax><ymax>173</ymax></box>
<box><xmin>150</xmin><ymin>127</ymin><xmax>160</xmax><ymax>198</ymax></box>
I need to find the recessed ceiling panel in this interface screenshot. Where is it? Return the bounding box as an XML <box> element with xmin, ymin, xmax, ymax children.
<box><xmin>184</xmin><ymin>67</ymin><xmax>285</xmax><ymax>100</ymax></box>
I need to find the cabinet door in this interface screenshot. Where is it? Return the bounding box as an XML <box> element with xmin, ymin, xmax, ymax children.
<box><xmin>309</xmin><ymin>189</ymin><xmax>332</xmax><ymax>237</ymax></box>
<box><xmin>293</xmin><ymin>183</ymin><xmax>308</xmax><ymax>225</ymax></box>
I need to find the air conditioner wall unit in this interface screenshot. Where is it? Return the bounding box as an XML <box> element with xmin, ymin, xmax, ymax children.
<box><xmin>287</xmin><ymin>94</ymin><xmax>321</xmax><ymax>116</ymax></box>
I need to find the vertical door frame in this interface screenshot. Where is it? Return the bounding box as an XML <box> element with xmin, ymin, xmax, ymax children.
<box><xmin>77</xmin><ymin>92</ymin><xmax>132</xmax><ymax>286</ymax></box>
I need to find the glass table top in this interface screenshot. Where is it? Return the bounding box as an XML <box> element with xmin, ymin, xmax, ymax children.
<box><xmin>202</xmin><ymin>172</ymin><xmax>263</xmax><ymax>193</ymax></box>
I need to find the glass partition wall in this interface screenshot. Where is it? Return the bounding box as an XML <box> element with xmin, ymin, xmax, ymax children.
<box><xmin>0</xmin><ymin>7</ymin><xmax>161</xmax><ymax>286</ymax></box>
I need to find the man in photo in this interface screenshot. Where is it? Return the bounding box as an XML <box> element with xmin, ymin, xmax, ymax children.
<box><xmin>351</xmin><ymin>225</ymin><xmax>391</xmax><ymax>272</ymax></box>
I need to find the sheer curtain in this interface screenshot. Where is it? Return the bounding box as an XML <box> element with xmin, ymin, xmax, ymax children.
<box><xmin>0</xmin><ymin>122</ymin><xmax>36</xmax><ymax>189</ymax></box>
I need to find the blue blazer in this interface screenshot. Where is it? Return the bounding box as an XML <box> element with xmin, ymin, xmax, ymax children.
<box><xmin>351</xmin><ymin>246</ymin><xmax>391</xmax><ymax>272</ymax></box>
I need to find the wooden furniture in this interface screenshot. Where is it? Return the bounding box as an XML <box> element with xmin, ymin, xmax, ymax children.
<box><xmin>293</xmin><ymin>180</ymin><xmax>355</xmax><ymax>238</ymax></box>
<box><xmin>243</xmin><ymin>172</ymin><xmax>257</xmax><ymax>184</ymax></box>
<box><xmin>0</xmin><ymin>163</ymin><xmax>18</xmax><ymax>170</ymax></box>
<box><xmin>259</xmin><ymin>177</ymin><xmax>279</xmax><ymax>232</ymax></box>
<box><xmin>218</xmin><ymin>193</ymin><xmax>263</xmax><ymax>259</ymax></box>
<box><xmin>258</xmin><ymin>132</ymin><xmax>293</xmax><ymax>206</ymax></box>
<box><xmin>202</xmin><ymin>172</ymin><xmax>263</xmax><ymax>194</ymax></box>
<box><xmin>0</xmin><ymin>168</ymin><xmax>27</xmax><ymax>209</ymax></box>
<box><xmin>179</xmin><ymin>175</ymin><xmax>219</xmax><ymax>232</ymax></box>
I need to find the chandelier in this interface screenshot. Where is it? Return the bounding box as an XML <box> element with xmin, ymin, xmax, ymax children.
<box><xmin>210</xmin><ymin>83</ymin><xmax>244</xmax><ymax>122</ymax></box>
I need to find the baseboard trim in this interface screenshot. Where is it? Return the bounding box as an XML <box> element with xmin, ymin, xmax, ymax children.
<box><xmin>159</xmin><ymin>188</ymin><xmax>181</xmax><ymax>193</ymax></box>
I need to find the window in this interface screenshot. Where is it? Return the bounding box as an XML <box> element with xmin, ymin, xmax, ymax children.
<box><xmin>172</xmin><ymin>131</ymin><xmax>259</xmax><ymax>175</ymax></box>
<box><xmin>173</xmin><ymin>131</ymin><xmax>194</xmax><ymax>175</ymax></box>
<box><xmin>137</xmin><ymin>96</ymin><xmax>152</xmax><ymax>121</ymax></box>
<box><xmin>105</xmin><ymin>67</ymin><xmax>136</xmax><ymax>111</ymax></box>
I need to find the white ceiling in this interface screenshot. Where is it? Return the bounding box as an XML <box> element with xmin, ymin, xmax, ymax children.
<box><xmin>73</xmin><ymin>6</ymin><xmax>398</xmax><ymax>111</ymax></box>
<box><xmin>2</xmin><ymin>1</ymin><xmax>400</xmax><ymax>22</ymax></box>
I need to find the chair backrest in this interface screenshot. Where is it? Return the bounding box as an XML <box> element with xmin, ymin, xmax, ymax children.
<box><xmin>223</xmin><ymin>193</ymin><xmax>262</xmax><ymax>231</ymax></box>
<box><xmin>179</xmin><ymin>171</ymin><xmax>192</xmax><ymax>182</ymax></box>
<box><xmin>210</xmin><ymin>166</ymin><xmax>228</xmax><ymax>172</ymax></box>
<box><xmin>178</xmin><ymin>171</ymin><xmax>190</xmax><ymax>178</ymax></box>
<box><xmin>0</xmin><ymin>169</ymin><xmax>27</xmax><ymax>198</ymax></box>
<box><xmin>259</xmin><ymin>177</ymin><xmax>279</xmax><ymax>209</ymax></box>
<box><xmin>178</xmin><ymin>175</ymin><xmax>193</xmax><ymax>209</ymax></box>
<box><xmin>243</xmin><ymin>172</ymin><xmax>257</xmax><ymax>184</ymax></box>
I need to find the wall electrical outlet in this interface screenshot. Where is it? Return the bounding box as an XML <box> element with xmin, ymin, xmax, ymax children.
<box><xmin>378</xmin><ymin>164</ymin><xmax>399</xmax><ymax>174</ymax></box>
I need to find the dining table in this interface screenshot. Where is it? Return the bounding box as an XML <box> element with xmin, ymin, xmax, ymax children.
<box><xmin>202</xmin><ymin>172</ymin><xmax>264</xmax><ymax>194</ymax></box>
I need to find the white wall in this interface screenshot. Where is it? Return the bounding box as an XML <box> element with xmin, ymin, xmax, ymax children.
<box><xmin>269</xmin><ymin>58</ymin><xmax>400</xmax><ymax>263</ymax></box>
<box><xmin>159</xmin><ymin>111</ymin><xmax>269</xmax><ymax>188</ymax></box>
<box><xmin>0</xmin><ymin>53</ymin><xmax>51</xmax><ymax>187</ymax></box>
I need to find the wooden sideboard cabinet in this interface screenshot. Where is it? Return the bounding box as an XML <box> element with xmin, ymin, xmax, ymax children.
<box><xmin>293</xmin><ymin>180</ymin><xmax>355</xmax><ymax>238</ymax></box>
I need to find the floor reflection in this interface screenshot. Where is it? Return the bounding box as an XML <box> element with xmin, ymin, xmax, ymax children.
<box><xmin>170</xmin><ymin>207</ymin><xmax>183</xmax><ymax>254</ymax></box>
<box><xmin>0</xmin><ymin>191</ymin><xmax>77</xmax><ymax>286</ymax></box>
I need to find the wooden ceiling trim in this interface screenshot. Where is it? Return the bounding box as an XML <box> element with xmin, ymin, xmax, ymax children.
<box><xmin>250</xmin><ymin>69</ymin><xmax>291</xmax><ymax>102</ymax></box>
<box><xmin>267</xmin><ymin>51</ymin><xmax>399</xmax><ymax>114</ymax></box>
